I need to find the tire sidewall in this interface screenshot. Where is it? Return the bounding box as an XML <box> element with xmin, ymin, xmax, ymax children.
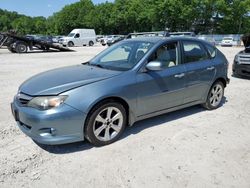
<box><xmin>85</xmin><ymin>102</ymin><xmax>127</xmax><ymax>146</ymax></box>
<box><xmin>68</xmin><ymin>41</ymin><xmax>74</xmax><ymax>47</ymax></box>
<box><xmin>15</xmin><ymin>42</ymin><xmax>27</xmax><ymax>53</ymax></box>
<box><xmin>205</xmin><ymin>81</ymin><xmax>224</xmax><ymax>110</ymax></box>
<box><xmin>89</xmin><ymin>41</ymin><xmax>94</xmax><ymax>46</ymax></box>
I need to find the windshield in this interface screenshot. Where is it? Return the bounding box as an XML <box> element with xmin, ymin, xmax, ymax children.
<box><xmin>89</xmin><ymin>41</ymin><xmax>154</xmax><ymax>71</ymax></box>
<box><xmin>68</xmin><ymin>33</ymin><xmax>75</xmax><ymax>37</ymax></box>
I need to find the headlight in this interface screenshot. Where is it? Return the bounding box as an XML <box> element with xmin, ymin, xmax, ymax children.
<box><xmin>27</xmin><ymin>96</ymin><xmax>68</xmax><ymax>110</ymax></box>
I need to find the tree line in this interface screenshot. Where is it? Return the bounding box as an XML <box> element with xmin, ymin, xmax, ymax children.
<box><xmin>1</xmin><ymin>0</ymin><xmax>250</xmax><ymax>36</ymax></box>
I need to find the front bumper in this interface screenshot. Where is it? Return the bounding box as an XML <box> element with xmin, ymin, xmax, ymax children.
<box><xmin>233</xmin><ymin>63</ymin><xmax>250</xmax><ymax>77</ymax></box>
<box><xmin>11</xmin><ymin>98</ymin><xmax>86</xmax><ymax>145</ymax></box>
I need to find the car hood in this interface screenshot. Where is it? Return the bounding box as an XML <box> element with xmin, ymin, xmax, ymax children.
<box><xmin>20</xmin><ymin>65</ymin><xmax>121</xmax><ymax>96</ymax></box>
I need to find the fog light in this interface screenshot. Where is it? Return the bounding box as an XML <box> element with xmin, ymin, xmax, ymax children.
<box><xmin>39</xmin><ymin>128</ymin><xmax>56</xmax><ymax>137</ymax></box>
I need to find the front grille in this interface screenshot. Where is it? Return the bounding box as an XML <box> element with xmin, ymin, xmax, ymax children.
<box><xmin>239</xmin><ymin>54</ymin><xmax>250</xmax><ymax>65</ymax></box>
<box><xmin>16</xmin><ymin>93</ymin><xmax>33</xmax><ymax>106</ymax></box>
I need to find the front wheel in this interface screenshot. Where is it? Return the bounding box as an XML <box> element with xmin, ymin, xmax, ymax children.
<box><xmin>85</xmin><ymin>102</ymin><xmax>127</xmax><ymax>146</ymax></box>
<box><xmin>7</xmin><ymin>44</ymin><xmax>16</xmax><ymax>53</ymax></box>
<box><xmin>202</xmin><ymin>81</ymin><xmax>224</xmax><ymax>110</ymax></box>
<box><xmin>68</xmin><ymin>41</ymin><xmax>74</xmax><ymax>47</ymax></box>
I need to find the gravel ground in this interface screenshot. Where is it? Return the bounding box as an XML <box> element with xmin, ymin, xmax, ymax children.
<box><xmin>0</xmin><ymin>45</ymin><xmax>249</xmax><ymax>188</ymax></box>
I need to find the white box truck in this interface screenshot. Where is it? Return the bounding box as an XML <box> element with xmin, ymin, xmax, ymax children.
<box><xmin>60</xmin><ymin>29</ymin><xmax>96</xmax><ymax>47</ymax></box>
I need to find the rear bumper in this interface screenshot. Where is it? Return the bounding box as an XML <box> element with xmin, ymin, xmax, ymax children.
<box><xmin>233</xmin><ymin>63</ymin><xmax>250</xmax><ymax>77</ymax></box>
<box><xmin>11</xmin><ymin>99</ymin><xmax>86</xmax><ymax>145</ymax></box>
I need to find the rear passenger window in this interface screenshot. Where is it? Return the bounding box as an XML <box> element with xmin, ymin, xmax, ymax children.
<box><xmin>205</xmin><ymin>44</ymin><xmax>216</xmax><ymax>58</ymax></box>
<box><xmin>183</xmin><ymin>41</ymin><xmax>209</xmax><ymax>63</ymax></box>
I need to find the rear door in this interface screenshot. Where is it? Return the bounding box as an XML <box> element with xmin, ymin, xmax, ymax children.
<box><xmin>181</xmin><ymin>40</ymin><xmax>216</xmax><ymax>103</ymax></box>
<box><xmin>136</xmin><ymin>41</ymin><xmax>187</xmax><ymax>116</ymax></box>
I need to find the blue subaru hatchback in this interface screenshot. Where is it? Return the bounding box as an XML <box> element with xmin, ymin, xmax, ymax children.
<box><xmin>11</xmin><ymin>37</ymin><xmax>229</xmax><ymax>146</ymax></box>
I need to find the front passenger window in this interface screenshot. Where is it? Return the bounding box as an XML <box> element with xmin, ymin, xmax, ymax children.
<box><xmin>183</xmin><ymin>41</ymin><xmax>209</xmax><ymax>63</ymax></box>
<box><xmin>75</xmin><ymin>33</ymin><xmax>80</xmax><ymax>38</ymax></box>
<box><xmin>150</xmin><ymin>42</ymin><xmax>179</xmax><ymax>69</ymax></box>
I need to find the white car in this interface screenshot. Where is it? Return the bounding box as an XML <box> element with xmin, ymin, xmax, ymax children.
<box><xmin>221</xmin><ymin>37</ymin><xmax>234</xmax><ymax>47</ymax></box>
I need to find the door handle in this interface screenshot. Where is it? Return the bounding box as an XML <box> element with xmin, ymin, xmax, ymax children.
<box><xmin>207</xmin><ymin>66</ymin><xmax>215</xmax><ymax>71</ymax></box>
<box><xmin>174</xmin><ymin>73</ymin><xmax>185</xmax><ymax>78</ymax></box>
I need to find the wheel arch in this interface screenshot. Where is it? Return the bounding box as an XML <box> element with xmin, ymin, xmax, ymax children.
<box><xmin>83</xmin><ymin>96</ymin><xmax>132</xmax><ymax>134</ymax></box>
<box><xmin>68</xmin><ymin>41</ymin><xmax>74</xmax><ymax>46</ymax></box>
<box><xmin>213</xmin><ymin>77</ymin><xmax>227</xmax><ymax>88</ymax></box>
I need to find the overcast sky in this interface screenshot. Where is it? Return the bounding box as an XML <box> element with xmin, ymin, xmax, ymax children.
<box><xmin>0</xmin><ymin>0</ymin><xmax>113</xmax><ymax>17</ymax></box>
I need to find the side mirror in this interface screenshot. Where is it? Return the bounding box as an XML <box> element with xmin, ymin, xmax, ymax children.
<box><xmin>146</xmin><ymin>61</ymin><xmax>163</xmax><ymax>71</ymax></box>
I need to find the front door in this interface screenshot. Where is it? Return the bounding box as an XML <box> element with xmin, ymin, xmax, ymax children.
<box><xmin>136</xmin><ymin>41</ymin><xmax>187</xmax><ymax>117</ymax></box>
<box><xmin>74</xmin><ymin>33</ymin><xmax>81</xmax><ymax>46</ymax></box>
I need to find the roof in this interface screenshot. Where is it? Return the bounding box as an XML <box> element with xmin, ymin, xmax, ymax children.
<box><xmin>123</xmin><ymin>36</ymin><xmax>209</xmax><ymax>45</ymax></box>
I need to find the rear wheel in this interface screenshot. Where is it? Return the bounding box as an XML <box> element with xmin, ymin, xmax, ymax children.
<box><xmin>89</xmin><ymin>41</ymin><xmax>94</xmax><ymax>46</ymax></box>
<box><xmin>85</xmin><ymin>102</ymin><xmax>127</xmax><ymax>146</ymax></box>
<box><xmin>202</xmin><ymin>81</ymin><xmax>224</xmax><ymax>110</ymax></box>
<box><xmin>15</xmin><ymin>42</ymin><xmax>28</xmax><ymax>53</ymax></box>
<box><xmin>68</xmin><ymin>41</ymin><xmax>74</xmax><ymax>47</ymax></box>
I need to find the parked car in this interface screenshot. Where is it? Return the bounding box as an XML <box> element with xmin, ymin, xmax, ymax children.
<box><xmin>52</xmin><ymin>36</ymin><xmax>64</xmax><ymax>43</ymax></box>
<box><xmin>107</xmin><ymin>35</ymin><xmax>125</xmax><ymax>46</ymax></box>
<box><xmin>11</xmin><ymin>37</ymin><xmax>229</xmax><ymax>146</ymax></box>
<box><xmin>100</xmin><ymin>35</ymin><xmax>118</xmax><ymax>46</ymax></box>
<box><xmin>37</xmin><ymin>36</ymin><xmax>53</xmax><ymax>44</ymax></box>
<box><xmin>60</xmin><ymin>29</ymin><xmax>96</xmax><ymax>47</ymax></box>
<box><xmin>233</xmin><ymin>34</ymin><xmax>250</xmax><ymax>77</ymax></box>
<box><xmin>198</xmin><ymin>36</ymin><xmax>216</xmax><ymax>46</ymax></box>
<box><xmin>169</xmin><ymin>32</ymin><xmax>196</xmax><ymax>37</ymax></box>
<box><xmin>221</xmin><ymin>37</ymin><xmax>234</xmax><ymax>47</ymax></box>
<box><xmin>96</xmin><ymin>35</ymin><xmax>104</xmax><ymax>42</ymax></box>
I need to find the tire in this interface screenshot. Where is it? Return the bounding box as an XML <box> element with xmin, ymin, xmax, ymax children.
<box><xmin>202</xmin><ymin>81</ymin><xmax>224</xmax><ymax>110</ymax></box>
<box><xmin>89</xmin><ymin>41</ymin><xmax>94</xmax><ymax>46</ymax></box>
<box><xmin>15</xmin><ymin>42</ymin><xmax>27</xmax><ymax>53</ymax></box>
<box><xmin>68</xmin><ymin>41</ymin><xmax>74</xmax><ymax>47</ymax></box>
<box><xmin>42</xmin><ymin>46</ymin><xmax>50</xmax><ymax>51</ymax></box>
<box><xmin>7</xmin><ymin>45</ymin><xmax>16</xmax><ymax>53</ymax></box>
<box><xmin>102</xmin><ymin>43</ymin><xmax>106</xmax><ymax>46</ymax></box>
<box><xmin>85</xmin><ymin>101</ymin><xmax>127</xmax><ymax>146</ymax></box>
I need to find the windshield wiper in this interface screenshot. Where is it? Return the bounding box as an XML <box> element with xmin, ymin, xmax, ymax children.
<box><xmin>91</xmin><ymin>64</ymin><xmax>105</xmax><ymax>68</ymax></box>
<box><xmin>83</xmin><ymin>62</ymin><xmax>104</xmax><ymax>69</ymax></box>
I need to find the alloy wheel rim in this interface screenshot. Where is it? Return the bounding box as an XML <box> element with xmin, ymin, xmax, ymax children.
<box><xmin>19</xmin><ymin>45</ymin><xmax>26</xmax><ymax>52</ymax></box>
<box><xmin>93</xmin><ymin>107</ymin><xmax>123</xmax><ymax>142</ymax></box>
<box><xmin>209</xmin><ymin>84</ymin><xmax>223</xmax><ymax>107</ymax></box>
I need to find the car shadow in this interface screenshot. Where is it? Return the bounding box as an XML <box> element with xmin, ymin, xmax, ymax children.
<box><xmin>231</xmin><ymin>74</ymin><xmax>250</xmax><ymax>80</ymax></box>
<box><xmin>37</xmin><ymin>97</ymin><xmax>227</xmax><ymax>154</ymax></box>
<box><xmin>22</xmin><ymin>50</ymin><xmax>75</xmax><ymax>54</ymax></box>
